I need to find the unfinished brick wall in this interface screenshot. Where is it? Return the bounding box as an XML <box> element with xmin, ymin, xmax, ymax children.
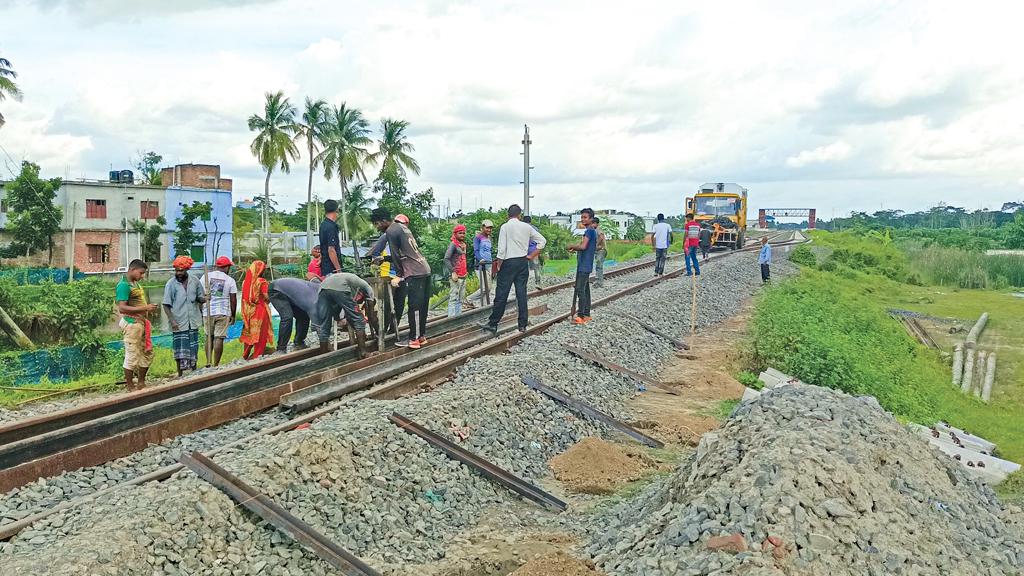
<box><xmin>160</xmin><ymin>164</ymin><xmax>233</xmax><ymax>191</ymax></box>
<box><xmin>0</xmin><ymin>232</ymin><xmax>67</xmax><ymax>268</ymax></box>
<box><xmin>72</xmin><ymin>230</ymin><xmax>125</xmax><ymax>273</ymax></box>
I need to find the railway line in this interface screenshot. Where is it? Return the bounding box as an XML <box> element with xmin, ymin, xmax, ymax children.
<box><xmin>0</xmin><ymin>231</ymin><xmax>800</xmax><ymax>549</ymax></box>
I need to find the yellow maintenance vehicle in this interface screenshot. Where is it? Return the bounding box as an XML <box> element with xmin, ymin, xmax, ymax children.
<box><xmin>685</xmin><ymin>182</ymin><xmax>748</xmax><ymax>249</ymax></box>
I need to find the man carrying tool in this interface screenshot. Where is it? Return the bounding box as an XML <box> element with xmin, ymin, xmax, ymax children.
<box><xmin>269</xmin><ymin>277</ymin><xmax>323</xmax><ymax>353</ymax></box>
<box><xmin>202</xmin><ymin>256</ymin><xmax>238</xmax><ymax>367</ymax></box>
<box><xmin>759</xmin><ymin>235</ymin><xmax>772</xmax><ymax>284</ymax></box>
<box><xmin>116</xmin><ymin>259</ymin><xmax>158</xmax><ymax>390</ymax></box>
<box><xmin>567</xmin><ymin>208</ymin><xmax>597</xmax><ymax>324</ymax></box>
<box><xmin>367</xmin><ymin>225</ymin><xmax>405</xmax><ymax>338</ymax></box>
<box><xmin>315</xmin><ymin>272</ymin><xmax>376</xmax><ymax>358</ymax></box>
<box><xmin>163</xmin><ymin>255</ymin><xmax>206</xmax><ymax>376</ymax></box>
<box><xmin>370</xmin><ymin>208</ymin><xmax>432</xmax><ymax>349</ymax></box>
<box><xmin>592</xmin><ymin>216</ymin><xmax>607</xmax><ymax>288</ymax></box>
<box><xmin>444</xmin><ymin>223</ymin><xmax>469</xmax><ymax>316</ymax></box>
<box><xmin>683</xmin><ymin>213</ymin><xmax>701</xmax><ymax>276</ymax></box>
<box><xmin>481</xmin><ymin>204</ymin><xmax>546</xmax><ymax>335</ymax></box>
<box><xmin>319</xmin><ymin>199</ymin><xmax>343</xmax><ymax>276</ymax></box>
<box><xmin>651</xmin><ymin>213</ymin><xmax>672</xmax><ymax>276</ymax></box>
<box><xmin>473</xmin><ymin>219</ymin><xmax>495</xmax><ymax>304</ymax></box>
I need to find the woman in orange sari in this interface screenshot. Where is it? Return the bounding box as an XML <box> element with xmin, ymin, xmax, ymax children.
<box><xmin>239</xmin><ymin>260</ymin><xmax>273</xmax><ymax>359</ymax></box>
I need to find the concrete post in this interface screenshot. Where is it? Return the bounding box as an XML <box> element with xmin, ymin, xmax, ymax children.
<box><xmin>952</xmin><ymin>344</ymin><xmax>963</xmax><ymax>387</ymax></box>
<box><xmin>981</xmin><ymin>353</ymin><xmax>997</xmax><ymax>403</ymax></box>
<box><xmin>961</xmin><ymin>348</ymin><xmax>976</xmax><ymax>394</ymax></box>
<box><xmin>973</xmin><ymin>351</ymin><xmax>987</xmax><ymax>398</ymax></box>
<box><xmin>965</xmin><ymin>312</ymin><xmax>989</xmax><ymax>345</ymax></box>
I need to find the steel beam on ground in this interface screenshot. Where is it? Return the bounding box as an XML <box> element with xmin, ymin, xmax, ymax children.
<box><xmin>562</xmin><ymin>344</ymin><xmax>678</xmax><ymax>395</ymax></box>
<box><xmin>388</xmin><ymin>413</ymin><xmax>566</xmax><ymax>511</ymax></box>
<box><xmin>521</xmin><ymin>375</ymin><xmax>663</xmax><ymax>448</ymax></box>
<box><xmin>608</xmin><ymin>311</ymin><xmax>688</xmax><ymax>350</ymax></box>
<box><xmin>179</xmin><ymin>452</ymin><xmax>379</xmax><ymax>576</ymax></box>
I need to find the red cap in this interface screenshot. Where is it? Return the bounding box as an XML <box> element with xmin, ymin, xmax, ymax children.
<box><xmin>215</xmin><ymin>256</ymin><xmax>233</xmax><ymax>267</ymax></box>
<box><xmin>394</xmin><ymin>214</ymin><xmax>410</xmax><ymax>225</ymax></box>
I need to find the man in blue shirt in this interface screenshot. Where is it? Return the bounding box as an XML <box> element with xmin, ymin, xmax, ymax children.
<box><xmin>759</xmin><ymin>236</ymin><xmax>772</xmax><ymax>283</ymax></box>
<box><xmin>473</xmin><ymin>219</ymin><xmax>494</xmax><ymax>304</ymax></box>
<box><xmin>567</xmin><ymin>208</ymin><xmax>598</xmax><ymax>324</ymax></box>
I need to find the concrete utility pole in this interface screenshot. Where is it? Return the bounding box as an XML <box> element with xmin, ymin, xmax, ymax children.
<box><xmin>521</xmin><ymin>124</ymin><xmax>533</xmax><ymax>215</ymax></box>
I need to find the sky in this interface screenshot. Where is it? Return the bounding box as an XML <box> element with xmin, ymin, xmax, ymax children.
<box><xmin>1</xmin><ymin>0</ymin><xmax>1023</xmax><ymax>220</ymax></box>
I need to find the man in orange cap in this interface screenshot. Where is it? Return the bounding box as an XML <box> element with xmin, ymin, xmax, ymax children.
<box><xmin>164</xmin><ymin>255</ymin><xmax>205</xmax><ymax>376</ymax></box>
<box><xmin>202</xmin><ymin>255</ymin><xmax>238</xmax><ymax>366</ymax></box>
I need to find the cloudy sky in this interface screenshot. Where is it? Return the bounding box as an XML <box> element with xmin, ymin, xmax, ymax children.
<box><xmin>2</xmin><ymin>0</ymin><xmax>1023</xmax><ymax>219</ymax></box>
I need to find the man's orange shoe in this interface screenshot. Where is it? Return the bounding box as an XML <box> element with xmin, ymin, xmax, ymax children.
<box><xmin>582</xmin><ymin>316</ymin><xmax>593</xmax><ymax>323</ymax></box>
<box><xmin>573</xmin><ymin>317</ymin><xmax>587</xmax><ymax>325</ymax></box>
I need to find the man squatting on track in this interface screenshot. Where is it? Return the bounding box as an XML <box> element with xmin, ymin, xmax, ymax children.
<box><xmin>315</xmin><ymin>272</ymin><xmax>377</xmax><ymax>358</ymax></box>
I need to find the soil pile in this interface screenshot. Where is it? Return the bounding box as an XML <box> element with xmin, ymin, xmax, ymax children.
<box><xmin>511</xmin><ymin>551</ymin><xmax>604</xmax><ymax>576</ymax></box>
<box><xmin>550</xmin><ymin>437</ymin><xmax>656</xmax><ymax>494</ymax></box>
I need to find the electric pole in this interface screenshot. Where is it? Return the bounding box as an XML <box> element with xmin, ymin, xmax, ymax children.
<box><xmin>521</xmin><ymin>124</ymin><xmax>533</xmax><ymax>215</ymax></box>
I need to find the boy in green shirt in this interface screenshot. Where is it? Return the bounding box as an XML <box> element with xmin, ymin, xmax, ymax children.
<box><xmin>116</xmin><ymin>259</ymin><xmax>158</xmax><ymax>390</ymax></box>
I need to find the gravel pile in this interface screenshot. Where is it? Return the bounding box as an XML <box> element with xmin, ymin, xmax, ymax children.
<box><xmin>0</xmin><ymin>249</ymin><xmax>784</xmax><ymax>575</ymax></box>
<box><xmin>586</xmin><ymin>385</ymin><xmax>1024</xmax><ymax>576</ymax></box>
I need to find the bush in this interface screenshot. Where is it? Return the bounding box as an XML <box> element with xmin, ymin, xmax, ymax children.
<box><xmin>737</xmin><ymin>370</ymin><xmax>762</xmax><ymax>390</ymax></box>
<box><xmin>788</xmin><ymin>245</ymin><xmax>816</xmax><ymax>267</ymax></box>
<box><xmin>37</xmin><ymin>279</ymin><xmax>113</xmax><ymax>345</ymax></box>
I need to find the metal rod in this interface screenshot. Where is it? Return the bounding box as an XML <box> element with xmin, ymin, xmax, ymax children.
<box><xmin>608</xmin><ymin>311</ymin><xmax>688</xmax><ymax>350</ymax></box>
<box><xmin>179</xmin><ymin>452</ymin><xmax>380</xmax><ymax>576</ymax></box>
<box><xmin>522</xmin><ymin>375</ymin><xmax>663</xmax><ymax>448</ymax></box>
<box><xmin>562</xmin><ymin>344</ymin><xmax>679</xmax><ymax>395</ymax></box>
<box><xmin>388</xmin><ymin>413</ymin><xmax>566</xmax><ymax>511</ymax></box>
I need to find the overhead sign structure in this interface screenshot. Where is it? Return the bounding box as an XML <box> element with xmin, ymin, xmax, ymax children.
<box><xmin>758</xmin><ymin>208</ymin><xmax>816</xmax><ymax>229</ymax></box>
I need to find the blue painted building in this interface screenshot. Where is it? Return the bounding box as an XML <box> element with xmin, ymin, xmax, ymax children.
<box><xmin>161</xmin><ymin>164</ymin><xmax>234</xmax><ymax>264</ymax></box>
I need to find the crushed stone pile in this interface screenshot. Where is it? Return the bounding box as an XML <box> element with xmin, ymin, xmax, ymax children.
<box><xmin>587</xmin><ymin>385</ymin><xmax>1024</xmax><ymax>576</ymax></box>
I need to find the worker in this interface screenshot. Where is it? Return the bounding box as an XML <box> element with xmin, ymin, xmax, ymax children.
<box><xmin>316</xmin><ymin>272</ymin><xmax>376</xmax><ymax>358</ymax></box>
<box><xmin>163</xmin><ymin>255</ymin><xmax>206</xmax><ymax>376</ymax></box>
<box><xmin>523</xmin><ymin>215</ymin><xmax>544</xmax><ymax>289</ymax></box>
<box><xmin>307</xmin><ymin>245</ymin><xmax>324</xmax><ymax>280</ymax></box>
<box><xmin>567</xmin><ymin>208</ymin><xmax>597</xmax><ymax>324</ymax></box>
<box><xmin>592</xmin><ymin>217</ymin><xmax>607</xmax><ymax>288</ymax></box>
<box><xmin>651</xmin><ymin>213</ymin><xmax>672</xmax><ymax>276</ymax></box>
<box><xmin>699</xmin><ymin>226</ymin><xmax>713</xmax><ymax>262</ymax></box>
<box><xmin>367</xmin><ymin>230</ymin><xmax>405</xmax><ymax>337</ymax></box>
<box><xmin>473</xmin><ymin>219</ymin><xmax>495</xmax><ymax>304</ymax></box>
<box><xmin>319</xmin><ymin>199</ymin><xmax>342</xmax><ymax>276</ymax></box>
<box><xmin>482</xmin><ymin>204</ymin><xmax>546</xmax><ymax>335</ymax></box>
<box><xmin>269</xmin><ymin>277</ymin><xmax>322</xmax><ymax>353</ymax></box>
<box><xmin>683</xmin><ymin>214</ymin><xmax>701</xmax><ymax>276</ymax></box>
<box><xmin>759</xmin><ymin>236</ymin><xmax>772</xmax><ymax>284</ymax></box>
<box><xmin>116</xmin><ymin>259</ymin><xmax>158</xmax><ymax>390</ymax></box>
<box><xmin>444</xmin><ymin>223</ymin><xmax>469</xmax><ymax>316</ymax></box>
<box><xmin>370</xmin><ymin>208</ymin><xmax>432</xmax><ymax>349</ymax></box>
<box><xmin>240</xmin><ymin>260</ymin><xmax>274</xmax><ymax>359</ymax></box>
<box><xmin>202</xmin><ymin>256</ymin><xmax>238</xmax><ymax>367</ymax></box>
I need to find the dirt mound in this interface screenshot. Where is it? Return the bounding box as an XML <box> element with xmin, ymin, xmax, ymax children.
<box><xmin>511</xmin><ymin>552</ymin><xmax>604</xmax><ymax>576</ymax></box>
<box><xmin>549</xmin><ymin>437</ymin><xmax>656</xmax><ymax>494</ymax></box>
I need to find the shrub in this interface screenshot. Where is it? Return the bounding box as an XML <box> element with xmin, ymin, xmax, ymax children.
<box><xmin>788</xmin><ymin>245</ymin><xmax>816</xmax><ymax>267</ymax></box>
<box><xmin>737</xmin><ymin>370</ymin><xmax>763</xmax><ymax>390</ymax></box>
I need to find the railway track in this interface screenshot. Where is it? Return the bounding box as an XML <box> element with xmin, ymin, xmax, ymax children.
<box><xmin>0</xmin><ymin>230</ymin><xmax>800</xmax><ymax>542</ymax></box>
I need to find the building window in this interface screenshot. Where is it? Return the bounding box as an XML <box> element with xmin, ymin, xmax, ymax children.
<box><xmin>87</xmin><ymin>244</ymin><xmax>110</xmax><ymax>263</ymax></box>
<box><xmin>85</xmin><ymin>199</ymin><xmax>107</xmax><ymax>219</ymax></box>
<box><xmin>140</xmin><ymin>200</ymin><xmax>160</xmax><ymax>219</ymax></box>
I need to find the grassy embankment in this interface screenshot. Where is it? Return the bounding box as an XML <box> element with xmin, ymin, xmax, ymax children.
<box><xmin>749</xmin><ymin>231</ymin><xmax>1023</xmax><ymax>499</ymax></box>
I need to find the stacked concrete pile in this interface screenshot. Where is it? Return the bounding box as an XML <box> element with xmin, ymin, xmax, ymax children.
<box><xmin>587</xmin><ymin>385</ymin><xmax>1024</xmax><ymax>576</ymax></box>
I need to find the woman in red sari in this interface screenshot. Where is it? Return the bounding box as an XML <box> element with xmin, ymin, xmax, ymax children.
<box><xmin>240</xmin><ymin>260</ymin><xmax>273</xmax><ymax>359</ymax></box>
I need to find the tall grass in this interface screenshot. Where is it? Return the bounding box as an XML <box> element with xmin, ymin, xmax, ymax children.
<box><xmin>905</xmin><ymin>245</ymin><xmax>1024</xmax><ymax>288</ymax></box>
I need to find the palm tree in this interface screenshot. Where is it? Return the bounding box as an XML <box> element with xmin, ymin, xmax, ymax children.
<box><xmin>343</xmin><ymin>182</ymin><xmax>375</xmax><ymax>242</ymax></box>
<box><xmin>368</xmin><ymin>118</ymin><xmax>421</xmax><ymax>179</ymax></box>
<box><xmin>0</xmin><ymin>57</ymin><xmax>23</xmax><ymax>129</ymax></box>
<box><xmin>247</xmin><ymin>90</ymin><xmax>299</xmax><ymax>236</ymax></box>
<box><xmin>294</xmin><ymin>97</ymin><xmax>329</xmax><ymax>252</ymax></box>
<box><xmin>319</xmin><ymin>103</ymin><xmax>372</xmax><ymax>265</ymax></box>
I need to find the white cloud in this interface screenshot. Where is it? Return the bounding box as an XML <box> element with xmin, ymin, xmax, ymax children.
<box><xmin>786</xmin><ymin>141</ymin><xmax>852</xmax><ymax>168</ymax></box>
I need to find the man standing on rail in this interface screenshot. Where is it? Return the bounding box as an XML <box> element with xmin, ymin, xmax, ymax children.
<box><xmin>269</xmin><ymin>277</ymin><xmax>323</xmax><ymax>353</ymax></box>
<box><xmin>163</xmin><ymin>256</ymin><xmax>206</xmax><ymax>376</ymax></box>
<box><xmin>523</xmin><ymin>215</ymin><xmax>544</xmax><ymax>289</ymax></box>
<box><xmin>592</xmin><ymin>217</ymin><xmax>607</xmax><ymax>288</ymax></box>
<box><xmin>315</xmin><ymin>272</ymin><xmax>376</xmax><ymax>358</ymax></box>
<box><xmin>370</xmin><ymin>208</ymin><xmax>432</xmax><ymax>349</ymax></box>
<box><xmin>116</xmin><ymin>259</ymin><xmax>158</xmax><ymax>390</ymax></box>
<box><xmin>651</xmin><ymin>213</ymin><xmax>672</xmax><ymax>276</ymax></box>
<box><xmin>319</xmin><ymin>199</ymin><xmax>343</xmax><ymax>277</ymax></box>
<box><xmin>202</xmin><ymin>256</ymin><xmax>238</xmax><ymax>367</ymax></box>
<box><xmin>444</xmin><ymin>223</ymin><xmax>469</xmax><ymax>316</ymax></box>
<box><xmin>699</xmin><ymin>226</ymin><xmax>713</xmax><ymax>262</ymax></box>
<box><xmin>759</xmin><ymin>235</ymin><xmax>772</xmax><ymax>284</ymax></box>
<box><xmin>473</xmin><ymin>219</ymin><xmax>495</xmax><ymax>304</ymax></box>
<box><xmin>567</xmin><ymin>208</ymin><xmax>597</xmax><ymax>324</ymax></box>
<box><xmin>683</xmin><ymin>213</ymin><xmax>701</xmax><ymax>276</ymax></box>
<box><xmin>482</xmin><ymin>204</ymin><xmax>546</xmax><ymax>335</ymax></box>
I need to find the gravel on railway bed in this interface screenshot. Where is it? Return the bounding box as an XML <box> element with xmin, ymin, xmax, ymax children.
<box><xmin>0</xmin><ymin>250</ymin><xmax>793</xmax><ymax>575</ymax></box>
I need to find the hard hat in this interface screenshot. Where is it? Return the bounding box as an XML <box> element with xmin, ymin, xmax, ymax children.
<box><xmin>394</xmin><ymin>214</ymin><xmax>410</xmax><ymax>225</ymax></box>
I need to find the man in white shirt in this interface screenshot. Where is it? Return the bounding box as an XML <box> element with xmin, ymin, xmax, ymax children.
<box><xmin>202</xmin><ymin>256</ymin><xmax>238</xmax><ymax>366</ymax></box>
<box><xmin>651</xmin><ymin>213</ymin><xmax>673</xmax><ymax>276</ymax></box>
<box><xmin>481</xmin><ymin>204</ymin><xmax>546</xmax><ymax>335</ymax></box>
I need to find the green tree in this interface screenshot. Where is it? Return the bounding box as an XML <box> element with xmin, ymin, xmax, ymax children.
<box><xmin>248</xmin><ymin>90</ymin><xmax>298</xmax><ymax>236</ymax></box>
<box><xmin>625</xmin><ymin>216</ymin><xmax>647</xmax><ymax>241</ymax></box>
<box><xmin>319</xmin><ymin>103</ymin><xmax>373</xmax><ymax>262</ymax></box>
<box><xmin>1005</xmin><ymin>212</ymin><xmax>1024</xmax><ymax>249</ymax></box>
<box><xmin>368</xmin><ymin>118</ymin><xmax>420</xmax><ymax>179</ymax></box>
<box><xmin>372</xmin><ymin>165</ymin><xmax>435</xmax><ymax>238</ymax></box>
<box><xmin>1</xmin><ymin>161</ymin><xmax>63</xmax><ymax>262</ymax></box>
<box><xmin>130</xmin><ymin>215</ymin><xmax>166</xmax><ymax>263</ymax></box>
<box><xmin>294</xmin><ymin>97</ymin><xmax>329</xmax><ymax>252</ymax></box>
<box><xmin>134</xmin><ymin>150</ymin><xmax>163</xmax><ymax>185</ymax></box>
<box><xmin>0</xmin><ymin>56</ymin><xmax>22</xmax><ymax>129</ymax></box>
<box><xmin>173</xmin><ymin>201</ymin><xmax>212</xmax><ymax>257</ymax></box>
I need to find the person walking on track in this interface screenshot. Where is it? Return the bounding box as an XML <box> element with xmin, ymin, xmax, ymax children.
<box><xmin>371</xmin><ymin>208</ymin><xmax>432</xmax><ymax>349</ymax></box>
<box><xmin>684</xmin><ymin>213</ymin><xmax>701</xmax><ymax>276</ymax></box>
<box><xmin>699</xmin><ymin>226</ymin><xmax>712</xmax><ymax>262</ymax></box>
<box><xmin>116</xmin><ymin>259</ymin><xmax>158</xmax><ymax>390</ymax></box>
<box><xmin>474</xmin><ymin>219</ymin><xmax>495</xmax><ymax>304</ymax></box>
<box><xmin>202</xmin><ymin>256</ymin><xmax>238</xmax><ymax>367</ymax></box>
<box><xmin>759</xmin><ymin>235</ymin><xmax>772</xmax><ymax>283</ymax></box>
<box><xmin>163</xmin><ymin>255</ymin><xmax>205</xmax><ymax>376</ymax></box>
<box><xmin>316</xmin><ymin>272</ymin><xmax>376</xmax><ymax>358</ymax></box>
<box><xmin>444</xmin><ymin>223</ymin><xmax>469</xmax><ymax>316</ymax></box>
<box><xmin>240</xmin><ymin>260</ymin><xmax>274</xmax><ymax>359</ymax></box>
<box><xmin>481</xmin><ymin>204</ymin><xmax>546</xmax><ymax>335</ymax></box>
<box><xmin>568</xmin><ymin>208</ymin><xmax>598</xmax><ymax>324</ymax></box>
<box><xmin>651</xmin><ymin>213</ymin><xmax>672</xmax><ymax>276</ymax></box>
<box><xmin>269</xmin><ymin>277</ymin><xmax>323</xmax><ymax>353</ymax></box>
<box><xmin>592</xmin><ymin>217</ymin><xmax>607</xmax><ymax>288</ymax></box>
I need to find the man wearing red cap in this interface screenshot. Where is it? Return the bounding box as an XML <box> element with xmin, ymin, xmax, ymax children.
<box><xmin>202</xmin><ymin>256</ymin><xmax>238</xmax><ymax>366</ymax></box>
<box><xmin>444</xmin><ymin>223</ymin><xmax>468</xmax><ymax>316</ymax></box>
<box><xmin>164</xmin><ymin>256</ymin><xmax>206</xmax><ymax>375</ymax></box>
